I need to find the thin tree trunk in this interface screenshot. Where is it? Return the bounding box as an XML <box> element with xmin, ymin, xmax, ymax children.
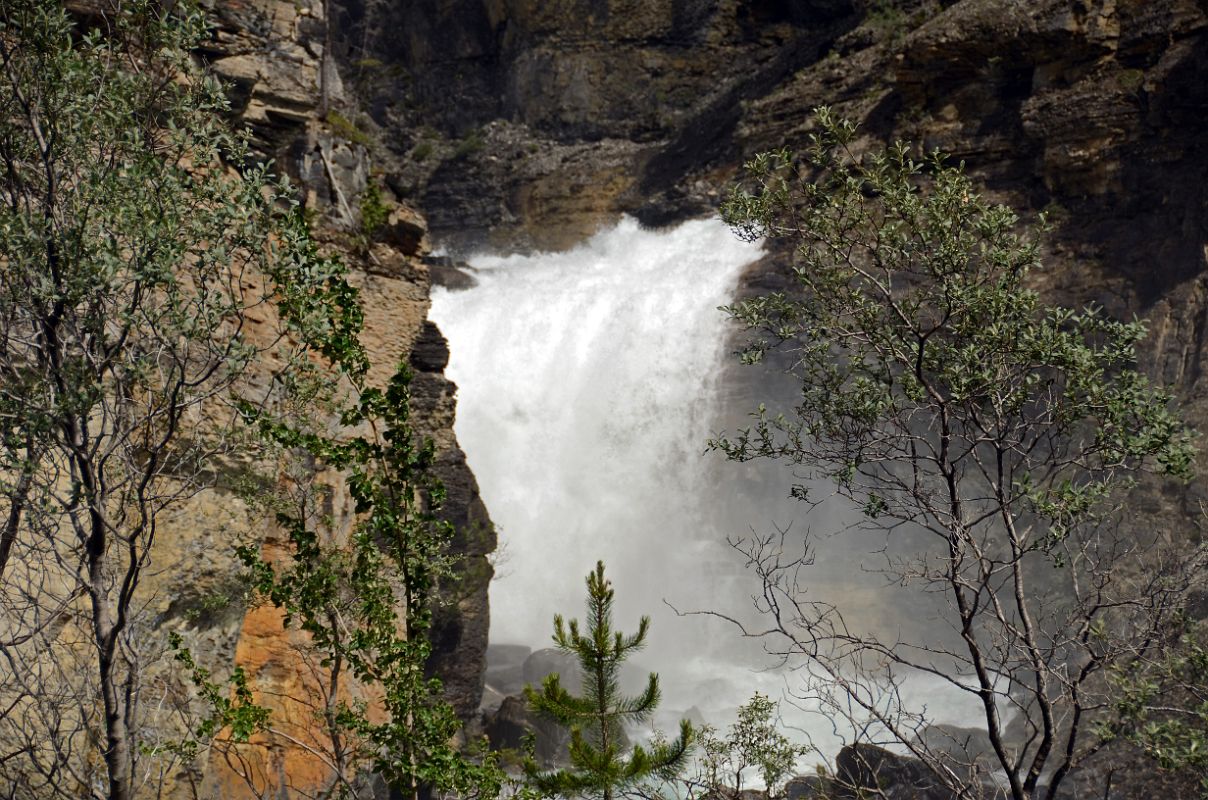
<box><xmin>79</xmin><ymin>447</ymin><xmax>134</xmax><ymax>800</ymax></box>
<box><xmin>0</xmin><ymin>468</ymin><xmax>32</xmax><ymax>580</ymax></box>
<box><xmin>92</xmin><ymin>570</ymin><xmax>133</xmax><ymax>800</ymax></box>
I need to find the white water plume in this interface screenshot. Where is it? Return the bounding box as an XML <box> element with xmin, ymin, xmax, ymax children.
<box><xmin>431</xmin><ymin>217</ymin><xmax>756</xmax><ymax>652</ymax></box>
<box><xmin>429</xmin><ymin>215</ymin><xmax>992</xmax><ymax>760</ymax></box>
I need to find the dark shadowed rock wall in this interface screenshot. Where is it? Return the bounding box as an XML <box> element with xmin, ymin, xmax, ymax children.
<box><xmin>327</xmin><ymin>0</ymin><xmax>861</xmax><ymax>249</ymax></box>
<box><xmin>330</xmin><ymin>0</ymin><xmax>1208</xmax><ymax>459</ymax></box>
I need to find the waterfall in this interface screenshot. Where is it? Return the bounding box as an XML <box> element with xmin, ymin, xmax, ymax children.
<box><xmin>430</xmin><ymin>215</ymin><xmax>756</xmax><ymax>642</ymax></box>
<box><xmin>429</xmin><ymin>215</ymin><xmax>989</xmax><ymax>759</ymax></box>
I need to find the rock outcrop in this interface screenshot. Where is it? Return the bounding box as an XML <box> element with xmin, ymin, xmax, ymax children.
<box><xmin>326</xmin><ymin>0</ymin><xmax>863</xmax><ymax>251</ymax></box>
<box><xmin>131</xmin><ymin>1</ymin><xmax>495</xmax><ymax>796</ymax></box>
<box><xmin>482</xmin><ymin>695</ymin><xmax>573</xmax><ymax>766</ymax></box>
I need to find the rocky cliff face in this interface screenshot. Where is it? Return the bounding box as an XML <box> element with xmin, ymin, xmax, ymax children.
<box><xmin>333</xmin><ymin>0</ymin><xmax>1208</xmax><ymax>462</ymax></box>
<box><xmin>324</xmin><ymin>0</ymin><xmax>862</xmax><ymax>250</ymax></box>
<box><xmin>147</xmin><ymin>1</ymin><xmax>495</xmax><ymax>796</ymax></box>
<box><xmin>323</xmin><ymin>0</ymin><xmax>1208</xmax><ymax>453</ymax></box>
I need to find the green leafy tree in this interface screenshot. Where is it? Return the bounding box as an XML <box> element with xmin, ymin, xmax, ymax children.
<box><xmin>677</xmin><ymin>693</ymin><xmax>804</xmax><ymax>800</ymax></box>
<box><xmin>234</xmin><ymin>360</ymin><xmax>504</xmax><ymax>800</ymax></box>
<box><xmin>1101</xmin><ymin>627</ymin><xmax>1208</xmax><ymax>795</ymax></box>
<box><xmin>0</xmin><ymin>2</ymin><xmax>359</xmax><ymax>797</ymax></box>
<box><xmin>525</xmin><ymin>561</ymin><xmax>694</xmax><ymax>800</ymax></box>
<box><xmin>716</xmin><ymin>108</ymin><xmax>1202</xmax><ymax>800</ymax></box>
<box><xmin>0</xmin><ymin>2</ymin><xmax>499</xmax><ymax>798</ymax></box>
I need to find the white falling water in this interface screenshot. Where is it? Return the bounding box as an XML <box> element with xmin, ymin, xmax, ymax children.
<box><xmin>431</xmin><ymin>216</ymin><xmax>757</xmax><ymax>650</ymax></box>
<box><xmin>430</xmin><ymin>215</ymin><xmax>992</xmax><ymax>760</ymax></box>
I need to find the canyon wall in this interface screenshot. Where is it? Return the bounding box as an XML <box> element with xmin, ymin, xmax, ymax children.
<box><xmin>182</xmin><ymin>0</ymin><xmax>1207</xmax><ymax>794</ymax></box>
<box><xmin>139</xmin><ymin>1</ymin><xmax>494</xmax><ymax>795</ymax></box>
<box><xmin>332</xmin><ymin>0</ymin><xmax>1208</xmax><ymax>485</ymax></box>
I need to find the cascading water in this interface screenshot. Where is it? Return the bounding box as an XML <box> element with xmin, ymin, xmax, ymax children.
<box><xmin>430</xmin><ymin>217</ymin><xmax>756</xmax><ymax>653</ymax></box>
<box><xmin>429</xmin><ymin>216</ymin><xmax>989</xmax><ymax>761</ymax></box>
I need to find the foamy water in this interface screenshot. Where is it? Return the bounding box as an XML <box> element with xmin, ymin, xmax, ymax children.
<box><xmin>429</xmin><ymin>216</ymin><xmax>993</xmax><ymax>762</ymax></box>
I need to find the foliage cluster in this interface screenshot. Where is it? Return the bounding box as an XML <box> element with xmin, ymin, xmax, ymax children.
<box><xmin>717</xmin><ymin>107</ymin><xmax>1201</xmax><ymax>800</ymax></box>
<box><xmin>0</xmin><ymin>0</ymin><xmax>360</xmax><ymax>796</ymax></box>
<box><xmin>327</xmin><ymin>109</ymin><xmax>372</xmax><ymax>147</ymax></box>
<box><xmin>231</xmin><ymin>357</ymin><xmax>504</xmax><ymax>800</ymax></box>
<box><xmin>452</xmin><ymin>129</ymin><xmax>486</xmax><ymax>160</ymax></box>
<box><xmin>159</xmin><ymin>634</ymin><xmax>271</xmax><ymax>763</ymax></box>
<box><xmin>1102</xmin><ymin>627</ymin><xmax>1208</xmax><ymax>793</ymax></box>
<box><xmin>678</xmin><ymin>694</ymin><xmax>804</xmax><ymax>800</ymax></box>
<box><xmin>358</xmin><ymin>178</ymin><xmax>390</xmax><ymax>240</ymax></box>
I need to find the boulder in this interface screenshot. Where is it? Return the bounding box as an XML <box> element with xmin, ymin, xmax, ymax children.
<box><xmin>479</xmin><ymin>683</ymin><xmax>507</xmax><ymax>714</ymax></box>
<box><xmin>911</xmin><ymin>723</ymin><xmax>999</xmax><ymax>766</ymax></box>
<box><xmin>426</xmin><ymin>256</ymin><xmax>479</xmax><ymax>290</ymax></box>
<box><xmin>522</xmin><ymin>647</ymin><xmax>583</xmax><ymax>694</ymax></box>
<box><xmin>483</xmin><ymin>694</ymin><xmax>571</xmax><ymax>765</ymax></box>
<box><xmin>484</xmin><ymin>643</ymin><xmax>532</xmax><ymax>696</ymax></box>
<box><xmin>486</xmin><ymin>642</ymin><xmax>532</xmax><ymax>667</ymax></box>
<box><xmin>784</xmin><ymin>775</ymin><xmax>834</xmax><ymax>800</ymax></box>
<box><xmin>383</xmin><ymin>205</ymin><xmax>429</xmax><ymax>256</ymax></box>
<box><xmin>834</xmin><ymin>744</ymin><xmax>954</xmax><ymax>800</ymax></box>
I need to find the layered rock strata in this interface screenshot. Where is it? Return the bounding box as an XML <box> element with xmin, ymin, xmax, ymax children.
<box><xmin>140</xmin><ymin>1</ymin><xmax>493</xmax><ymax>796</ymax></box>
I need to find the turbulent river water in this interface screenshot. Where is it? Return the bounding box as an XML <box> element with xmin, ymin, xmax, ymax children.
<box><xmin>429</xmin><ymin>216</ymin><xmax>987</xmax><ymax>760</ymax></box>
